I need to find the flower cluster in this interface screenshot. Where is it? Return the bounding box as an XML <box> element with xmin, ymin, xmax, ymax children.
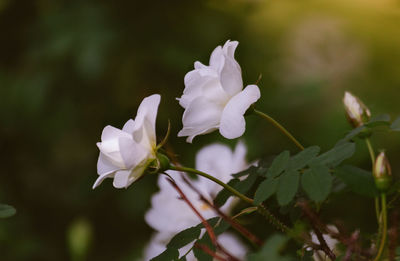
<box><xmin>93</xmin><ymin>40</ymin><xmax>259</xmax><ymax>190</ymax></box>
<box><xmin>92</xmin><ymin>41</ymin><xmax>258</xmax><ymax>259</ymax></box>
<box><xmin>91</xmin><ymin>39</ymin><xmax>398</xmax><ymax>261</ymax></box>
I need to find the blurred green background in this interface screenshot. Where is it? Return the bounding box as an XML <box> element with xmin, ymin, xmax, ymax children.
<box><xmin>1</xmin><ymin>0</ymin><xmax>400</xmax><ymax>260</ymax></box>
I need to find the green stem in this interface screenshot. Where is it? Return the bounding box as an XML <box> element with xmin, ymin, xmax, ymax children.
<box><xmin>170</xmin><ymin>165</ymin><xmax>290</xmax><ymax>233</ymax></box>
<box><xmin>374</xmin><ymin>193</ymin><xmax>387</xmax><ymax>261</ymax></box>
<box><xmin>170</xmin><ymin>165</ymin><xmax>254</xmax><ymax>205</ymax></box>
<box><xmin>365</xmin><ymin>138</ymin><xmax>380</xmax><ymax>223</ymax></box>
<box><xmin>366</xmin><ymin>138</ymin><xmax>375</xmax><ymax>164</ymax></box>
<box><xmin>252</xmin><ymin>109</ymin><xmax>304</xmax><ymax>151</ymax></box>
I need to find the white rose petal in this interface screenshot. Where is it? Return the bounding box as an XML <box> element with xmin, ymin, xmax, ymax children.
<box><xmin>178</xmin><ymin>40</ymin><xmax>260</xmax><ymax>142</ymax></box>
<box><xmin>93</xmin><ymin>94</ymin><xmax>161</xmax><ymax>189</ymax></box>
<box><xmin>220</xmin><ymin>84</ymin><xmax>261</xmax><ymax>139</ymax></box>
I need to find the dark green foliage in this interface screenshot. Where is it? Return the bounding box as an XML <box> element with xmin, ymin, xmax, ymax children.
<box><xmin>313</xmin><ymin>142</ymin><xmax>355</xmax><ymax>167</ymax></box>
<box><xmin>254</xmin><ymin>145</ymin><xmax>340</xmax><ymax>205</ymax></box>
<box><xmin>150</xmin><ymin>248</ymin><xmax>179</xmax><ymax>261</ymax></box>
<box><xmin>266</xmin><ymin>151</ymin><xmax>290</xmax><ymax>178</ymax></box>
<box><xmin>339</xmin><ymin>126</ymin><xmax>367</xmax><ymax>143</ymax></box>
<box><xmin>214</xmin><ymin>179</ymin><xmax>240</xmax><ymax>207</ymax></box>
<box><xmin>301</xmin><ymin>163</ymin><xmax>332</xmax><ymax>202</ymax></box>
<box><xmin>192</xmin><ymin>219</ymin><xmax>230</xmax><ymax>261</ymax></box>
<box><xmin>214</xmin><ymin>168</ymin><xmax>258</xmax><ymax>206</ymax></box>
<box><xmin>0</xmin><ymin>204</ymin><xmax>16</xmax><ymax>218</ymax></box>
<box><xmin>365</xmin><ymin>114</ymin><xmax>391</xmax><ymax>127</ymax></box>
<box><xmin>277</xmin><ymin>170</ymin><xmax>300</xmax><ymax>206</ymax></box>
<box><xmin>193</xmin><ymin>234</ymin><xmax>214</xmax><ymax>261</ymax></box>
<box><xmin>391</xmin><ymin>117</ymin><xmax>400</xmax><ymax>131</ymax></box>
<box><xmin>334</xmin><ymin>165</ymin><xmax>379</xmax><ymax>197</ymax></box>
<box><xmin>286</xmin><ymin>146</ymin><xmax>320</xmax><ymax>171</ymax></box>
<box><xmin>232</xmin><ymin>166</ymin><xmax>259</xmax><ymax>178</ymax></box>
<box><xmin>153</xmin><ymin>217</ymin><xmax>229</xmax><ymax>261</ymax></box>
<box><xmin>167</xmin><ymin>226</ymin><xmax>201</xmax><ymax>249</ymax></box>
<box><xmin>248</xmin><ymin>234</ymin><xmax>293</xmax><ymax>261</ymax></box>
<box><xmin>254</xmin><ymin>178</ymin><xmax>279</xmax><ymax>204</ymax></box>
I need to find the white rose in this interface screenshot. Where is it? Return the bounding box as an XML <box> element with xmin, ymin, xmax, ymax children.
<box><xmin>143</xmin><ymin>142</ymin><xmax>249</xmax><ymax>260</ymax></box>
<box><xmin>93</xmin><ymin>94</ymin><xmax>160</xmax><ymax>189</ymax></box>
<box><xmin>178</xmin><ymin>40</ymin><xmax>261</xmax><ymax>143</ymax></box>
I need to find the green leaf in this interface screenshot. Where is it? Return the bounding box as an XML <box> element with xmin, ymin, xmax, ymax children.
<box><xmin>266</xmin><ymin>151</ymin><xmax>290</xmax><ymax>178</ymax></box>
<box><xmin>301</xmin><ymin>164</ymin><xmax>332</xmax><ymax>202</ymax></box>
<box><xmin>235</xmin><ymin>171</ymin><xmax>258</xmax><ymax>193</ymax></box>
<box><xmin>213</xmin><ymin>219</ymin><xmax>230</xmax><ymax>235</ymax></box>
<box><xmin>338</xmin><ymin>126</ymin><xmax>367</xmax><ymax>144</ymax></box>
<box><xmin>193</xmin><ymin>233</ymin><xmax>215</xmax><ymax>261</ymax></box>
<box><xmin>0</xmin><ymin>204</ymin><xmax>16</xmax><ymax>218</ymax></box>
<box><xmin>313</xmin><ymin>142</ymin><xmax>355</xmax><ymax>167</ymax></box>
<box><xmin>213</xmin><ymin>178</ymin><xmax>240</xmax><ymax>207</ymax></box>
<box><xmin>334</xmin><ymin>165</ymin><xmax>379</xmax><ymax>197</ymax></box>
<box><xmin>248</xmin><ymin>234</ymin><xmax>293</xmax><ymax>261</ymax></box>
<box><xmin>150</xmin><ymin>248</ymin><xmax>179</xmax><ymax>261</ymax></box>
<box><xmin>198</xmin><ymin>217</ymin><xmax>220</xmax><ymax>229</ymax></box>
<box><xmin>366</xmin><ymin>114</ymin><xmax>391</xmax><ymax>127</ymax></box>
<box><xmin>277</xmin><ymin>170</ymin><xmax>299</xmax><ymax>206</ymax></box>
<box><xmin>167</xmin><ymin>226</ymin><xmax>201</xmax><ymax>249</ymax></box>
<box><xmin>214</xmin><ymin>171</ymin><xmax>258</xmax><ymax>207</ymax></box>
<box><xmin>287</xmin><ymin>146</ymin><xmax>320</xmax><ymax>171</ymax></box>
<box><xmin>254</xmin><ymin>178</ymin><xmax>279</xmax><ymax>204</ymax></box>
<box><xmin>391</xmin><ymin>117</ymin><xmax>400</xmax><ymax>131</ymax></box>
<box><xmin>232</xmin><ymin>166</ymin><xmax>258</xmax><ymax>178</ymax></box>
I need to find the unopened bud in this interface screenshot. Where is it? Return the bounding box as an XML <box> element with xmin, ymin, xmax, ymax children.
<box><xmin>343</xmin><ymin>92</ymin><xmax>371</xmax><ymax>128</ymax></box>
<box><xmin>373</xmin><ymin>152</ymin><xmax>392</xmax><ymax>192</ymax></box>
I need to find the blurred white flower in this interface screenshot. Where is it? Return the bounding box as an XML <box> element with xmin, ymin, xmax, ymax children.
<box><xmin>178</xmin><ymin>40</ymin><xmax>260</xmax><ymax>142</ymax></box>
<box><xmin>310</xmin><ymin>225</ymin><xmax>339</xmax><ymax>261</ymax></box>
<box><xmin>93</xmin><ymin>94</ymin><xmax>160</xmax><ymax>189</ymax></box>
<box><xmin>143</xmin><ymin>142</ymin><xmax>249</xmax><ymax>260</ymax></box>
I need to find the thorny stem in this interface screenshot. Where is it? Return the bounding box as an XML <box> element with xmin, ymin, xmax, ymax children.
<box><xmin>167</xmin><ymin>176</ymin><xmax>239</xmax><ymax>261</ymax></box>
<box><xmin>167</xmin><ymin>178</ymin><xmax>218</xmax><ymax>245</ymax></box>
<box><xmin>181</xmin><ymin>175</ymin><xmax>263</xmax><ymax>247</ymax></box>
<box><xmin>374</xmin><ymin>193</ymin><xmax>388</xmax><ymax>261</ymax></box>
<box><xmin>256</xmin><ymin>205</ymin><xmax>290</xmax><ymax>233</ymax></box>
<box><xmin>252</xmin><ymin>108</ymin><xmax>305</xmax><ymax>151</ymax></box>
<box><xmin>194</xmin><ymin>243</ymin><xmax>226</xmax><ymax>261</ymax></box>
<box><xmin>170</xmin><ymin>165</ymin><xmax>291</xmax><ymax>234</ymax></box>
<box><xmin>297</xmin><ymin>200</ymin><xmax>336</xmax><ymax>260</ymax></box>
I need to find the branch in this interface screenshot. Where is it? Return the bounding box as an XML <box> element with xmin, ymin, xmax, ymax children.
<box><xmin>181</xmin><ymin>175</ymin><xmax>263</xmax><ymax>247</ymax></box>
<box><xmin>194</xmin><ymin>243</ymin><xmax>226</xmax><ymax>261</ymax></box>
<box><xmin>297</xmin><ymin>200</ymin><xmax>336</xmax><ymax>260</ymax></box>
<box><xmin>167</xmin><ymin>178</ymin><xmax>218</xmax><ymax>246</ymax></box>
<box><xmin>388</xmin><ymin>210</ymin><xmax>399</xmax><ymax>261</ymax></box>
